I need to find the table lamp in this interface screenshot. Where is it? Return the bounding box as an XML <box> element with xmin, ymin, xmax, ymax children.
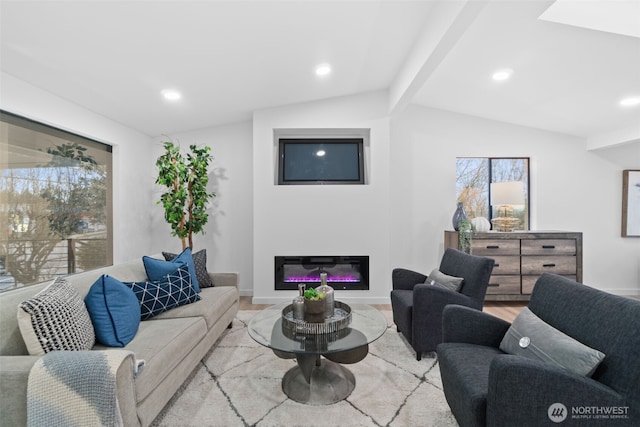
<box><xmin>490</xmin><ymin>181</ymin><xmax>524</xmax><ymax>231</ymax></box>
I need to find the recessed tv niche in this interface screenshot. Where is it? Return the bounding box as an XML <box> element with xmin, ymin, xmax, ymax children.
<box><xmin>277</xmin><ymin>138</ymin><xmax>365</xmax><ymax>185</ymax></box>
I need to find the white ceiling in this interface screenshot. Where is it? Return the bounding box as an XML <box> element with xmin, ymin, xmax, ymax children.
<box><xmin>1</xmin><ymin>0</ymin><xmax>639</xmax><ymax>144</ymax></box>
<box><xmin>414</xmin><ymin>0</ymin><xmax>640</xmax><ymax>140</ymax></box>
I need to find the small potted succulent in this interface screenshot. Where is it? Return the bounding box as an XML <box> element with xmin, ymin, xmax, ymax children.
<box><xmin>303</xmin><ymin>288</ymin><xmax>326</xmax><ymax>323</ymax></box>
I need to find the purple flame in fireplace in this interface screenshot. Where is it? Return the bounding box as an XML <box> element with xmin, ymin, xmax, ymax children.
<box><xmin>284</xmin><ymin>275</ymin><xmax>360</xmax><ymax>283</ymax></box>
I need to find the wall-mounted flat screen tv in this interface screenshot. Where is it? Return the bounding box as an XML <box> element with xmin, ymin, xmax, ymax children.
<box><xmin>278</xmin><ymin>138</ymin><xmax>365</xmax><ymax>185</ymax></box>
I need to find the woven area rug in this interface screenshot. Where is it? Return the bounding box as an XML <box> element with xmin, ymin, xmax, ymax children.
<box><xmin>152</xmin><ymin>310</ymin><xmax>458</xmax><ymax>427</ymax></box>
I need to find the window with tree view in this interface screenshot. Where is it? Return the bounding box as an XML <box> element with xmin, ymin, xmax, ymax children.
<box><xmin>456</xmin><ymin>157</ymin><xmax>529</xmax><ymax>231</ymax></box>
<box><xmin>0</xmin><ymin>111</ymin><xmax>112</xmax><ymax>292</ymax></box>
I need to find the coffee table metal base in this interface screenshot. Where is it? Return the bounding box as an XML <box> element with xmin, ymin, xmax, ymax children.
<box><xmin>282</xmin><ymin>356</ymin><xmax>355</xmax><ymax>405</ymax></box>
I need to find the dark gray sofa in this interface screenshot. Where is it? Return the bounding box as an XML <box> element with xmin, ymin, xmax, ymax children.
<box><xmin>437</xmin><ymin>273</ymin><xmax>640</xmax><ymax>427</ymax></box>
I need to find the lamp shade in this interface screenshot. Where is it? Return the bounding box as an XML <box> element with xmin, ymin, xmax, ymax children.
<box><xmin>490</xmin><ymin>181</ymin><xmax>524</xmax><ymax>206</ymax></box>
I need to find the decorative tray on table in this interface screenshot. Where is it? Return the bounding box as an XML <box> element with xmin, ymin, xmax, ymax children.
<box><xmin>281</xmin><ymin>301</ymin><xmax>352</xmax><ymax>335</ymax></box>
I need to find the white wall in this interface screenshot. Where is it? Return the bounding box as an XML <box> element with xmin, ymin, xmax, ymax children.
<box><xmin>149</xmin><ymin>121</ymin><xmax>254</xmax><ymax>294</ymax></box>
<box><xmin>391</xmin><ymin>104</ymin><xmax>640</xmax><ymax>294</ymax></box>
<box><xmin>252</xmin><ymin>91</ymin><xmax>391</xmax><ymax>304</ymax></box>
<box><xmin>3</xmin><ymin>73</ymin><xmax>636</xmax><ymax>296</ymax></box>
<box><xmin>0</xmin><ymin>73</ymin><xmax>155</xmax><ymax>263</ymax></box>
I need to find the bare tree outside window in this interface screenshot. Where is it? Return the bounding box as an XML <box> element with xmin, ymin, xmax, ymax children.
<box><xmin>0</xmin><ymin>111</ymin><xmax>112</xmax><ymax>292</ymax></box>
<box><xmin>456</xmin><ymin>157</ymin><xmax>529</xmax><ymax>230</ymax></box>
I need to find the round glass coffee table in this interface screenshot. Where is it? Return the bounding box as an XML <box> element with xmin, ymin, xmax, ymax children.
<box><xmin>248</xmin><ymin>302</ymin><xmax>387</xmax><ymax>405</ymax></box>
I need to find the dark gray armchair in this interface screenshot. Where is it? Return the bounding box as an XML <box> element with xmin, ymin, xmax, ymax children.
<box><xmin>437</xmin><ymin>274</ymin><xmax>640</xmax><ymax>427</ymax></box>
<box><xmin>390</xmin><ymin>248</ymin><xmax>495</xmax><ymax>360</ymax></box>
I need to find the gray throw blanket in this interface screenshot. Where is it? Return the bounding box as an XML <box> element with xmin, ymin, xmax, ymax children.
<box><xmin>27</xmin><ymin>350</ymin><xmax>143</xmax><ymax>427</ymax></box>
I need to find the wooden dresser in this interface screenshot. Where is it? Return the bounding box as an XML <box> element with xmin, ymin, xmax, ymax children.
<box><xmin>444</xmin><ymin>231</ymin><xmax>583</xmax><ymax>301</ymax></box>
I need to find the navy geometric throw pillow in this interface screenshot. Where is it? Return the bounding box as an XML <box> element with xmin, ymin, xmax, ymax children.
<box><xmin>124</xmin><ymin>264</ymin><xmax>201</xmax><ymax>320</ymax></box>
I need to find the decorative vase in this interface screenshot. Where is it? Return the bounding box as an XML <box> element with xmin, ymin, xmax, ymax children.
<box><xmin>304</xmin><ymin>299</ymin><xmax>326</xmax><ymax>323</ymax></box>
<box><xmin>315</xmin><ymin>272</ymin><xmax>334</xmax><ymax>318</ymax></box>
<box><xmin>452</xmin><ymin>202</ymin><xmax>468</xmax><ymax>231</ymax></box>
<box><xmin>292</xmin><ymin>284</ymin><xmax>306</xmax><ymax>320</ymax></box>
<box><xmin>471</xmin><ymin>216</ymin><xmax>491</xmax><ymax>232</ymax></box>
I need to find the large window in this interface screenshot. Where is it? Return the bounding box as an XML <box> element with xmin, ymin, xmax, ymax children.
<box><xmin>0</xmin><ymin>111</ymin><xmax>112</xmax><ymax>292</ymax></box>
<box><xmin>456</xmin><ymin>157</ymin><xmax>529</xmax><ymax>230</ymax></box>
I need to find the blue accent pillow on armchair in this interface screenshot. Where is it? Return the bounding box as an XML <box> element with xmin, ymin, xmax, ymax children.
<box><xmin>143</xmin><ymin>247</ymin><xmax>200</xmax><ymax>292</ymax></box>
<box><xmin>85</xmin><ymin>275</ymin><xmax>141</xmax><ymax>347</ymax></box>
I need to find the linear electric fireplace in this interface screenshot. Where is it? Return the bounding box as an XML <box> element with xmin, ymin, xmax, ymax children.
<box><xmin>275</xmin><ymin>256</ymin><xmax>369</xmax><ymax>291</ymax></box>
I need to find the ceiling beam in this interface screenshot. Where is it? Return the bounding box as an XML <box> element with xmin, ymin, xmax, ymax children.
<box><xmin>388</xmin><ymin>0</ymin><xmax>488</xmax><ymax>118</ymax></box>
<box><xmin>587</xmin><ymin>125</ymin><xmax>640</xmax><ymax>151</ymax></box>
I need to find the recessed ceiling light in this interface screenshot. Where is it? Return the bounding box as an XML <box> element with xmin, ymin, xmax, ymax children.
<box><xmin>492</xmin><ymin>69</ymin><xmax>513</xmax><ymax>81</ymax></box>
<box><xmin>161</xmin><ymin>89</ymin><xmax>182</xmax><ymax>101</ymax></box>
<box><xmin>316</xmin><ymin>150</ymin><xmax>326</xmax><ymax>157</ymax></box>
<box><xmin>315</xmin><ymin>64</ymin><xmax>332</xmax><ymax>77</ymax></box>
<box><xmin>619</xmin><ymin>96</ymin><xmax>640</xmax><ymax>107</ymax></box>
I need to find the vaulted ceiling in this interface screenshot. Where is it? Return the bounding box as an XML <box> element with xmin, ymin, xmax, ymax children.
<box><xmin>1</xmin><ymin>0</ymin><xmax>639</xmax><ymax>147</ymax></box>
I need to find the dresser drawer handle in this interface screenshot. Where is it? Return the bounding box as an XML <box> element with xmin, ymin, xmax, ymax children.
<box><xmin>543</xmin><ymin>263</ymin><xmax>556</xmax><ymax>268</ymax></box>
<box><xmin>542</xmin><ymin>245</ymin><xmax>556</xmax><ymax>249</ymax></box>
<box><xmin>486</xmin><ymin>245</ymin><xmax>500</xmax><ymax>249</ymax></box>
<box><xmin>488</xmin><ymin>283</ymin><xmax>500</xmax><ymax>287</ymax></box>
<box><xmin>494</xmin><ymin>263</ymin><xmax>500</xmax><ymax>267</ymax></box>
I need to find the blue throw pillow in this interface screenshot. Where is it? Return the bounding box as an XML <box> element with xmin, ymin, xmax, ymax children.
<box><xmin>124</xmin><ymin>264</ymin><xmax>201</xmax><ymax>320</ymax></box>
<box><xmin>143</xmin><ymin>248</ymin><xmax>200</xmax><ymax>293</ymax></box>
<box><xmin>85</xmin><ymin>275</ymin><xmax>141</xmax><ymax>347</ymax></box>
<box><xmin>163</xmin><ymin>249</ymin><xmax>213</xmax><ymax>288</ymax></box>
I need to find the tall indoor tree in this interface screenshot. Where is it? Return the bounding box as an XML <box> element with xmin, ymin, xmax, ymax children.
<box><xmin>156</xmin><ymin>141</ymin><xmax>215</xmax><ymax>250</ymax></box>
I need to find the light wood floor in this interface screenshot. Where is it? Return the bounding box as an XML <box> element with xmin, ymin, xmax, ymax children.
<box><xmin>482</xmin><ymin>301</ymin><xmax>528</xmax><ymax>323</ymax></box>
<box><xmin>239</xmin><ymin>296</ymin><xmax>527</xmax><ymax>323</ymax></box>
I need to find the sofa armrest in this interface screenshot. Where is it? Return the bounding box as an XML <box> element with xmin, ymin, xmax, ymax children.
<box><xmin>210</xmin><ymin>272</ymin><xmax>238</xmax><ymax>287</ymax></box>
<box><xmin>442</xmin><ymin>304</ymin><xmax>511</xmax><ymax>347</ymax></box>
<box><xmin>414</xmin><ymin>284</ymin><xmax>475</xmax><ymax>313</ymax></box>
<box><xmin>392</xmin><ymin>268</ymin><xmax>427</xmax><ymax>291</ymax></box>
<box><xmin>0</xmin><ymin>353</ymin><xmax>140</xmax><ymax>427</ymax></box>
<box><xmin>487</xmin><ymin>355</ymin><xmax>631</xmax><ymax>427</ymax></box>
<box><xmin>0</xmin><ymin>356</ymin><xmax>40</xmax><ymax>427</ymax></box>
<box><xmin>115</xmin><ymin>353</ymin><xmax>139</xmax><ymax>427</ymax></box>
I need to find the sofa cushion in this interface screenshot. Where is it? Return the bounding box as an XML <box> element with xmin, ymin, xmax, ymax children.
<box><xmin>85</xmin><ymin>275</ymin><xmax>141</xmax><ymax>347</ymax></box>
<box><xmin>143</xmin><ymin>251</ymin><xmax>200</xmax><ymax>293</ymax></box>
<box><xmin>499</xmin><ymin>307</ymin><xmax>605</xmax><ymax>377</ymax></box>
<box><xmin>151</xmin><ymin>285</ymin><xmax>238</xmax><ymax>329</ymax></box>
<box><xmin>124</xmin><ymin>264</ymin><xmax>200</xmax><ymax>320</ymax></box>
<box><xmin>17</xmin><ymin>278</ymin><xmax>96</xmax><ymax>355</ymax></box>
<box><xmin>163</xmin><ymin>249</ymin><xmax>213</xmax><ymax>288</ymax></box>
<box><xmin>426</xmin><ymin>268</ymin><xmax>464</xmax><ymax>292</ymax></box>
<box><xmin>113</xmin><ymin>316</ymin><xmax>207</xmax><ymax>403</ymax></box>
